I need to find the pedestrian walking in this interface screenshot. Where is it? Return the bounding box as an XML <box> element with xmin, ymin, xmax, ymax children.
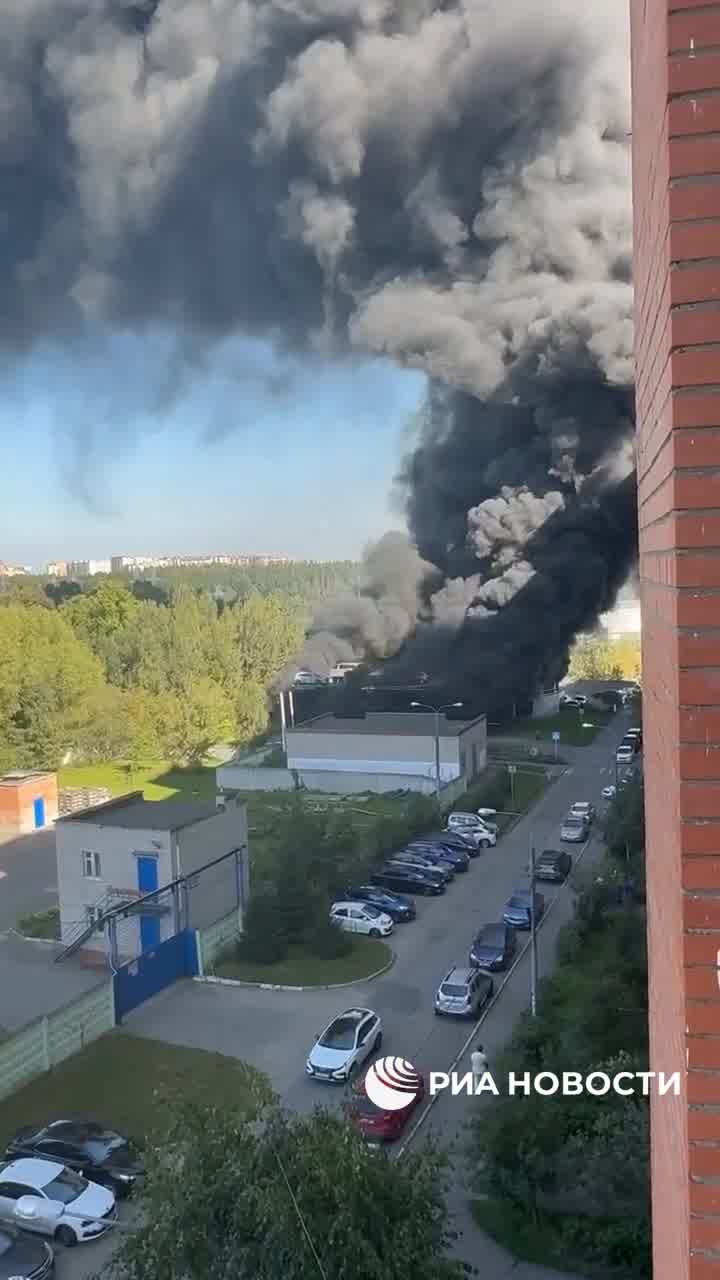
<box><xmin>471</xmin><ymin>1043</ymin><xmax>488</xmax><ymax>1091</ymax></box>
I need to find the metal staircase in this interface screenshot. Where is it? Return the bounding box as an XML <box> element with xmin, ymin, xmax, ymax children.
<box><xmin>54</xmin><ymin>889</ymin><xmax>134</xmax><ymax>962</ymax></box>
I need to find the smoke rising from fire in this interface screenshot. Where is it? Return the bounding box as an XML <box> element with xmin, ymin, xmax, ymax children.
<box><xmin>3</xmin><ymin>0</ymin><xmax>634</xmax><ymax>698</ymax></box>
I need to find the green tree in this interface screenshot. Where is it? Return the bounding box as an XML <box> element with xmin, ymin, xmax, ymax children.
<box><xmin>0</xmin><ymin>606</ymin><xmax>107</xmax><ymax>769</ymax></box>
<box><xmin>230</xmin><ymin>592</ymin><xmax>305</xmax><ymax>687</ymax></box>
<box><xmin>107</xmin><ymin>1102</ymin><xmax>464</xmax><ymax>1280</ymax></box>
<box><xmin>64</xmin><ymin>581</ymin><xmax>140</xmax><ymax>653</ymax></box>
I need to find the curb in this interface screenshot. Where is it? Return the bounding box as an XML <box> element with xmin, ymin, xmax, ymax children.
<box><xmin>194</xmin><ymin>950</ymin><xmax>396</xmax><ymax>993</ymax></box>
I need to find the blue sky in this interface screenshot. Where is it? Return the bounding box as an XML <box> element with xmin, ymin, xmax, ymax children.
<box><xmin>0</xmin><ymin>334</ymin><xmax>426</xmax><ymax>567</ymax></box>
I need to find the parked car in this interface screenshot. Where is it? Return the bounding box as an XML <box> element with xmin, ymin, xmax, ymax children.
<box><xmin>0</xmin><ymin>1159</ymin><xmax>116</xmax><ymax>1246</ymax></box>
<box><xmin>371</xmin><ymin>866</ymin><xmax>446</xmax><ymax>896</ymax></box>
<box><xmin>622</xmin><ymin>734</ymin><xmax>641</xmax><ymax>754</ymax></box>
<box><xmin>344</xmin><ymin>886</ymin><xmax>416</xmax><ymax>922</ymax></box>
<box><xmin>329</xmin><ymin>902</ymin><xmax>394</xmax><ymax>938</ymax></box>
<box><xmin>503</xmin><ymin>889</ymin><xmax>545</xmax><ymax>929</ymax></box>
<box><xmin>601</xmin><ymin>784</ymin><xmax>616</xmax><ymax>800</ymax></box>
<box><xmin>4</xmin><ymin>1122</ymin><xmax>143</xmax><ymax>1199</ymax></box>
<box><xmin>569</xmin><ymin>801</ymin><xmax>596</xmax><ymax>825</ymax></box>
<box><xmin>292</xmin><ymin>669</ymin><xmax>326</xmax><ymax>686</ymax></box>
<box><xmin>533</xmin><ymin>849</ymin><xmax>572</xmax><ymax>883</ymax></box>
<box><xmin>616</xmin><ymin>744</ymin><xmax>634</xmax><ymax>765</ymax></box>
<box><xmin>405</xmin><ymin>840</ymin><xmax>470</xmax><ymax>871</ymax></box>
<box><xmin>422</xmin><ymin>829</ymin><xmax>479</xmax><ymax>853</ymax></box>
<box><xmin>560</xmin><ymin>812</ymin><xmax>589</xmax><ymax>842</ymax></box>
<box><xmin>0</xmin><ymin>1224</ymin><xmax>53</xmax><ymax>1279</ymax></box>
<box><xmin>468</xmin><ymin>923</ymin><xmax>517</xmax><ymax>972</ymax></box>
<box><xmin>348</xmin><ymin>1068</ymin><xmax>425</xmax><ymax>1144</ymax></box>
<box><xmin>446</xmin><ymin>814</ymin><xmax>497</xmax><ymax>848</ymax></box>
<box><xmin>306</xmin><ymin>1008</ymin><xmax>382</xmax><ymax>1082</ymax></box>
<box><xmin>434</xmin><ymin>966</ymin><xmax>494</xmax><ymax>1018</ymax></box>
<box><xmin>388</xmin><ymin>854</ymin><xmax>453</xmax><ymax>884</ymax></box>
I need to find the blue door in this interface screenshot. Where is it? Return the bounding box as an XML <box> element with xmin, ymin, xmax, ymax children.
<box><xmin>136</xmin><ymin>856</ymin><xmax>160</xmax><ymax>951</ymax></box>
<box><xmin>33</xmin><ymin>797</ymin><xmax>45</xmax><ymax>829</ymax></box>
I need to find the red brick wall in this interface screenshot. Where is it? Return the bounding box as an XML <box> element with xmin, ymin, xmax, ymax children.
<box><xmin>631</xmin><ymin>1</ymin><xmax>720</xmax><ymax>1275</ymax></box>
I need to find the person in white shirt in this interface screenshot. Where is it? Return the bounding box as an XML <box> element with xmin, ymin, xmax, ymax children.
<box><xmin>471</xmin><ymin>1043</ymin><xmax>489</xmax><ymax>1090</ymax></box>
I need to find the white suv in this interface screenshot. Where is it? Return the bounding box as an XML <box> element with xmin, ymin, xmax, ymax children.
<box><xmin>446</xmin><ymin>813</ymin><xmax>497</xmax><ymax>848</ymax></box>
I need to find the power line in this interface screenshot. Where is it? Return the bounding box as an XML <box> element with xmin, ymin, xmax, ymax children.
<box><xmin>273</xmin><ymin>1147</ymin><xmax>329</xmax><ymax>1280</ymax></box>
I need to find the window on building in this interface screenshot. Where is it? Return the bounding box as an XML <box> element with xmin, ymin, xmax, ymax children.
<box><xmin>81</xmin><ymin>850</ymin><xmax>102</xmax><ymax>879</ymax></box>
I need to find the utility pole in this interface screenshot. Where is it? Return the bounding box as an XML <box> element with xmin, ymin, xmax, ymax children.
<box><xmin>434</xmin><ymin>708</ymin><xmax>441</xmax><ymax>807</ymax></box>
<box><xmin>279</xmin><ymin>690</ymin><xmax>287</xmax><ymax>752</ymax></box>
<box><xmin>410</xmin><ymin>698</ymin><xmax>463</xmax><ymax>810</ymax></box>
<box><xmin>529</xmin><ymin>834</ymin><xmax>538</xmax><ymax>1017</ymax></box>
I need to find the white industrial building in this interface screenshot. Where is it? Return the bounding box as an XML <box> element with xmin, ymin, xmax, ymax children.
<box><xmin>55</xmin><ymin>791</ymin><xmax>248</xmax><ymax>962</ymax></box>
<box><xmin>285</xmin><ymin>711</ymin><xmax>487</xmax><ymax>783</ymax></box>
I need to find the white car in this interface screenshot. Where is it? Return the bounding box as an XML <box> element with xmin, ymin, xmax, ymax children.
<box><xmin>616</xmin><ymin>745</ymin><xmax>634</xmax><ymax>765</ymax></box>
<box><xmin>570</xmin><ymin>801</ymin><xmax>595</xmax><ymax>824</ymax></box>
<box><xmin>292</xmin><ymin>669</ymin><xmax>325</xmax><ymax>686</ymax></box>
<box><xmin>0</xmin><ymin>1158</ymin><xmax>116</xmax><ymax>1245</ymax></box>
<box><xmin>602</xmin><ymin>784</ymin><xmax>617</xmax><ymax>800</ymax></box>
<box><xmin>330</xmin><ymin>901</ymin><xmax>394</xmax><ymax>937</ymax></box>
<box><xmin>306</xmin><ymin>1007</ymin><xmax>382</xmax><ymax>1082</ymax></box>
<box><xmin>446</xmin><ymin>813</ymin><xmax>497</xmax><ymax>848</ymax></box>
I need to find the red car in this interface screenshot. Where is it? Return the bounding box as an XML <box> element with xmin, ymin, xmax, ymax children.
<box><xmin>348</xmin><ymin>1070</ymin><xmax>426</xmax><ymax>1143</ymax></box>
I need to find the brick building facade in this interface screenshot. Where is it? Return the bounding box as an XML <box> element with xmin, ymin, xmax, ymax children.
<box><xmin>631</xmin><ymin>2</ymin><xmax>720</xmax><ymax>1275</ymax></box>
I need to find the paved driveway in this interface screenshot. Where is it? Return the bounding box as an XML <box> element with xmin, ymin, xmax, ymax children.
<box><xmin>0</xmin><ymin>829</ymin><xmax>58</xmax><ymax>931</ymax></box>
<box><xmin>54</xmin><ymin>710</ymin><xmax>635</xmax><ymax>1280</ymax></box>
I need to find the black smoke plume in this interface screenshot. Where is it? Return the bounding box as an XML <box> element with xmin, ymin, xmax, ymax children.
<box><xmin>2</xmin><ymin>1</ymin><xmax>633</xmax><ymax>700</ymax></box>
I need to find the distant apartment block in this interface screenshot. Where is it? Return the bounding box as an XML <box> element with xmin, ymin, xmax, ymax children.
<box><xmin>598</xmin><ymin>585</ymin><xmax>641</xmax><ymax>640</ymax></box>
<box><xmin>45</xmin><ymin>561</ymin><xmax>69</xmax><ymax>577</ymax></box>
<box><xmin>67</xmin><ymin>559</ymin><xmax>112</xmax><ymax>577</ymax></box>
<box><xmin>111</xmin><ymin>553</ymin><xmax>291</xmax><ymax>572</ymax></box>
<box><xmin>0</xmin><ymin>561</ymin><xmax>28</xmax><ymax>577</ymax></box>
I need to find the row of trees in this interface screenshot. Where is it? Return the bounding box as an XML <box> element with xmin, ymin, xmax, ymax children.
<box><xmin>0</xmin><ymin>559</ymin><xmax>357</xmax><ymax>612</ymax></box>
<box><xmin>0</xmin><ymin>581</ymin><xmax>307</xmax><ymax>771</ymax></box>
<box><xmin>567</xmin><ymin>634</ymin><xmax>641</xmax><ymax>682</ymax></box>
<box><xmin>473</xmin><ymin>774</ymin><xmax>649</xmax><ymax>1278</ymax></box>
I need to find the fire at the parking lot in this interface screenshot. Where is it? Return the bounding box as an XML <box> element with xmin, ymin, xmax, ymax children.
<box><xmin>429</xmin><ymin>1070</ymin><xmax>681</xmax><ymax>1097</ymax></box>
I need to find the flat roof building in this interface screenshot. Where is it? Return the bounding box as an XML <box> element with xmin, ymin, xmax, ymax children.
<box><xmin>285</xmin><ymin>711</ymin><xmax>487</xmax><ymax>784</ymax></box>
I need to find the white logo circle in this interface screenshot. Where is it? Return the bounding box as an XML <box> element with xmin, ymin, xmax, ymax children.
<box><xmin>364</xmin><ymin>1057</ymin><xmax>421</xmax><ymax>1111</ymax></box>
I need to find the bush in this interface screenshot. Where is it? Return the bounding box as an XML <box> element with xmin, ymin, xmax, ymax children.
<box><xmin>305</xmin><ymin>916</ymin><xmax>353</xmax><ymax>959</ymax></box>
<box><xmin>237</xmin><ymin>892</ymin><xmax>288</xmax><ymax>964</ymax></box>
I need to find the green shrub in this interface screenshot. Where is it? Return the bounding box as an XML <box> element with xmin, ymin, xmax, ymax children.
<box><xmin>305</xmin><ymin>916</ymin><xmax>353</xmax><ymax>960</ymax></box>
<box><xmin>237</xmin><ymin>892</ymin><xmax>288</xmax><ymax>964</ymax></box>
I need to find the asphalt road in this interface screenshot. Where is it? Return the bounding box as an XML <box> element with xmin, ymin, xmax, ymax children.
<box><xmin>51</xmin><ymin>706</ymin><xmax>636</xmax><ymax>1280</ymax></box>
<box><xmin>0</xmin><ymin>830</ymin><xmax>58</xmax><ymax>931</ymax></box>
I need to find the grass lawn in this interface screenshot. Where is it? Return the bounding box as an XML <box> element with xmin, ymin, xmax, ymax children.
<box><xmin>471</xmin><ymin>1199</ymin><xmax>576</xmax><ymax>1274</ymax></box>
<box><xmin>493</xmin><ymin>708</ymin><xmax>612</xmax><ymax>746</ymax></box>
<box><xmin>215</xmin><ymin>937</ymin><xmax>392</xmax><ymax>986</ymax></box>
<box><xmin>0</xmin><ymin>1031</ymin><xmax>271</xmax><ymax>1149</ymax></box>
<box><xmin>502</xmin><ymin>767</ymin><xmax>551</xmax><ymax>827</ymax></box>
<box><xmin>58</xmin><ymin>761</ymin><xmax>217</xmax><ymax>803</ymax></box>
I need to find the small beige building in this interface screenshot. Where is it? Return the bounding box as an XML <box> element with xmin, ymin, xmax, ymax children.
<box><xmin>285</xmin><ymin>711</ymin><xmax>487</xmax><ymax>784</ymax></box>
<box><xmin>55</xmin><ymin>791</ymin><xmax>248</xmax><ymax>960</ymax></box>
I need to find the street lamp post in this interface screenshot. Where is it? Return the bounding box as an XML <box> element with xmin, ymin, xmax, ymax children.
<box><xmin>529</xmin><ymin>832</ymin><xmax>538</xmax><ymax>1017</ymax></box>
<box><xmin>410</xmin><ymin>699</ymin><xmax>463</xmax><ymax>807</ymax></box>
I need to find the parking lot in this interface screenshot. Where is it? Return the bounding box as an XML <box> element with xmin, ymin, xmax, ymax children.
<box><xmin>39</xmin><ymin>707</ymin><xmax>636</xmax><ymax>1280</ymax></box>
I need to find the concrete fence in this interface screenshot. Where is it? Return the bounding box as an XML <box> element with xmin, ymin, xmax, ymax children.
<box><xmin>218</xmin><ymin>766</ymin><xmax>296</xmax><ymax>791</ymax></box>
<box><xmin>0</xmin><ymin>980</ymin><xmax>115</xmax><ymax>1103</ymax></box>
<box><xmin>218</xmin><ymin>763</ymin><xmax>471</xmax><ymax>799</ymax></box>
<box><xmin>197</xmin><ymin>910</ymin><xmax>241</xmax><ymax>974</ymax></box>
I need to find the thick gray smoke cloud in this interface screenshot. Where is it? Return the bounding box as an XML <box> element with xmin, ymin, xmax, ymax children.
<box><xmin>3</xmin><ymin>0</ymin><xmax>634</xmax><ymax>701</ymax></box>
